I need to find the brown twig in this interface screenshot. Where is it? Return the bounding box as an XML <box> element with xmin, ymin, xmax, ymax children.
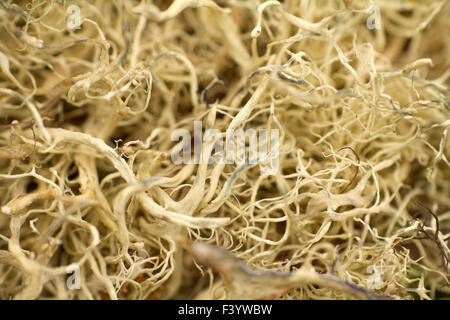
<box><xmin>338</xmin><ymin>146</ymin><xmax>360</xmax><ymax>193</ymax></box>
<box><xmin>414</xmin><ymin>201</ymin><xmax>449</xmax><ymax>272</ymax></box>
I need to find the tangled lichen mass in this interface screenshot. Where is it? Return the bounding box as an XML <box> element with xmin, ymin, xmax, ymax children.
<box><xmin>0</xmin><ymin>0</ymin><xmax>449</xmax><ymax>300</ymax></box>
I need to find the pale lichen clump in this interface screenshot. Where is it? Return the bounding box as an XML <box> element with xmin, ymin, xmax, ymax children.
<box><xmin>0</xmin><ymin>0</ymin><xmax>449</xmax><ymax>300</ymax></box>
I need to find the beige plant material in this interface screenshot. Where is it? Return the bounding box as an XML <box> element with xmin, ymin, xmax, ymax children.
<box><xmin>0</xmin><ymin>0</ymin><xmax>449</xmax><ymax>300</ymax></box>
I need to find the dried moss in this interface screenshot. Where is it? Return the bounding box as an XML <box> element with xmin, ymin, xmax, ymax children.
<box><xmin>0</xmin><ymin>0</ymin><xmax>448</xmax><ymax>300</ymax></box>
